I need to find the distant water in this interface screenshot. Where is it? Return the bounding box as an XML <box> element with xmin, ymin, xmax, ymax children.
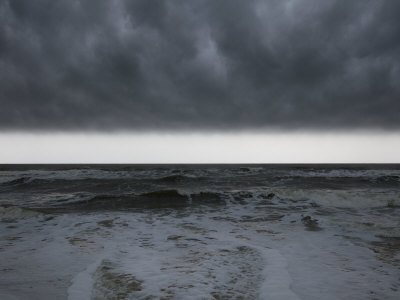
<box><xmin>0</xmin><ymin>164</ymin><xmax>399</xmax><ymax>299</ymax></box>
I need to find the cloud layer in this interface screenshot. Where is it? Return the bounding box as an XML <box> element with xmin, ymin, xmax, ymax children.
<box><xmin>1</xmin><ymin>0</ymin><xmax>399</xmax><ymax>130</ymax></box>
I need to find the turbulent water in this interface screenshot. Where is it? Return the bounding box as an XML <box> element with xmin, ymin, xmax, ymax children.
<box><xmin>0</xmin><ymin>164</ymin><xmax>399</xmax><ymax>299</ymax></box>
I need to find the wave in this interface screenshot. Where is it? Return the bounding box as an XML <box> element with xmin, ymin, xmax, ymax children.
<box><xmin>375</xmin><ymin>175</ymin><xmax>400</xmax><ymax>184</ymax></box>
<box><xmin>2</xmin><ymin>167</ymin><xmax>399</xmax><ymax>191</ymax></box>
<box><xmin>34</xmin><ymin>189</ymin><xmax>227</xmax><ymax>211</ymax></box>
<box><xmin>4</xmin><ymin>184</ymin><xmax>399</xmax><ymax>212</ymax></box>
<box><xmin>0</xmin><ymin>174</ymin><xmax>202</xmax><ymax>189</ymax></box>
<box><xmin>190</xmin><ymin>191</ymin><xmax>225</xmax><ymax>205</ymax></box>
<box><xmin>154</xmin><ymin>175</ymin><xmax>193</xmax><ymax>183</ymax></box>
<box><xmin>2</xmin><ymin>176</ymin><xmax>32</xmax><ymax>186</ymax></box>
<box><xmin>1</xmin><ymin>177</ymin><xmax>138</xmax><ymax>191</ymax></box>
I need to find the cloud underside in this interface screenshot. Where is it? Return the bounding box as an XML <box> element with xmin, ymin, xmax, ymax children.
<box><xmin>1</xmin><ymin>0</ymin><xmax>399</xmax><ymax>130</ymax></box>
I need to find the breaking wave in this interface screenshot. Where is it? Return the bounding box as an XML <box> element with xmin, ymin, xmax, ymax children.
<box><xmin>24</xmin><ymin>189</ymin><xmax>227</xmax><ymax>211</ymax></box>
<box><xmin>1</xmin><ymin>177</ymin><xmax>32</xmax><ymax>186</ymax></box>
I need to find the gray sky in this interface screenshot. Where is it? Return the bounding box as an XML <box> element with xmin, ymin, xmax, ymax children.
<box><xmin>1</xmin><ymin>0</ymin><xmax>399</xmax><ymax>131</ymax></box>
<box><xmin>1</xmin><ymin>132</ymin><xmax>400</xmax><ymax>163</ymax></box>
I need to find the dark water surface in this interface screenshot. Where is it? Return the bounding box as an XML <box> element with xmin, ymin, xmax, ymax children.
<box><xmin>0</xmin><ymin>164</ymin><xmax>399</xmax><ymax>299</ymax></box>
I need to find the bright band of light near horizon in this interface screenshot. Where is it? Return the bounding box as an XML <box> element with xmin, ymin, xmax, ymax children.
<box><xmin>0</xmin><ymin>132</ymin><xmax>399</xmax><ymax>164</ymax></box>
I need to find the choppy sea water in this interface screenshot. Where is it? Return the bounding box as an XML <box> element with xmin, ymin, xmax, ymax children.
<box><xmin>0</xmin><ymin>164</ymin><xmax>399</xmax><ymax>299</ymax></box>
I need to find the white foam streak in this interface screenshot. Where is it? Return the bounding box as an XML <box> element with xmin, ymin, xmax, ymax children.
<box><xmin>67</xmin><ymin>259</ymin><xmax>102</xmax><ymax>300</ymax></box>
<box><xmin>259</xmin><ymin>248</ymin><xmax>300</xmax><ymax>300</ymax></box>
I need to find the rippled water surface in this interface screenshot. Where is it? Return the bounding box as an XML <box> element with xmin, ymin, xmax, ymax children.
<box><xmin>0</xmin><ymin>164</ymin><xmax>399</xmax><ymax>299</ymax></box>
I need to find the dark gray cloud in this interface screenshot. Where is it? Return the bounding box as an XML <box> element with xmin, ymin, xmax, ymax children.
<box><xmin>0</xmin><ymin>0</ymin><xmax>399</xmax><ymax>131</ymax></box>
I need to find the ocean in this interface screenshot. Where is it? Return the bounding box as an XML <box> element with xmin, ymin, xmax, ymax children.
<box><xmin>0</xmin><ymin>164</ymin><xmax>399</xmax><ymax>299</ymax></box>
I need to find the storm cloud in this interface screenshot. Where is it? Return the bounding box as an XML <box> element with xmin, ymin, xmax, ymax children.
<box><xmin>0</xmin><ymin>0</ymin><xmax>399</xmax><ymax>131</ymax></box>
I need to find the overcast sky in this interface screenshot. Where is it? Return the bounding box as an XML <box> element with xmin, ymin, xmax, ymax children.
<box><xmin>1</xmin><ymin>0</ymin><xmax>399</xmax><ymax>131</ymax></box>
<box><xmin>0</xmin><ymin>132</ymin><xmax>399</xmax><ymax>163</ymax></box>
